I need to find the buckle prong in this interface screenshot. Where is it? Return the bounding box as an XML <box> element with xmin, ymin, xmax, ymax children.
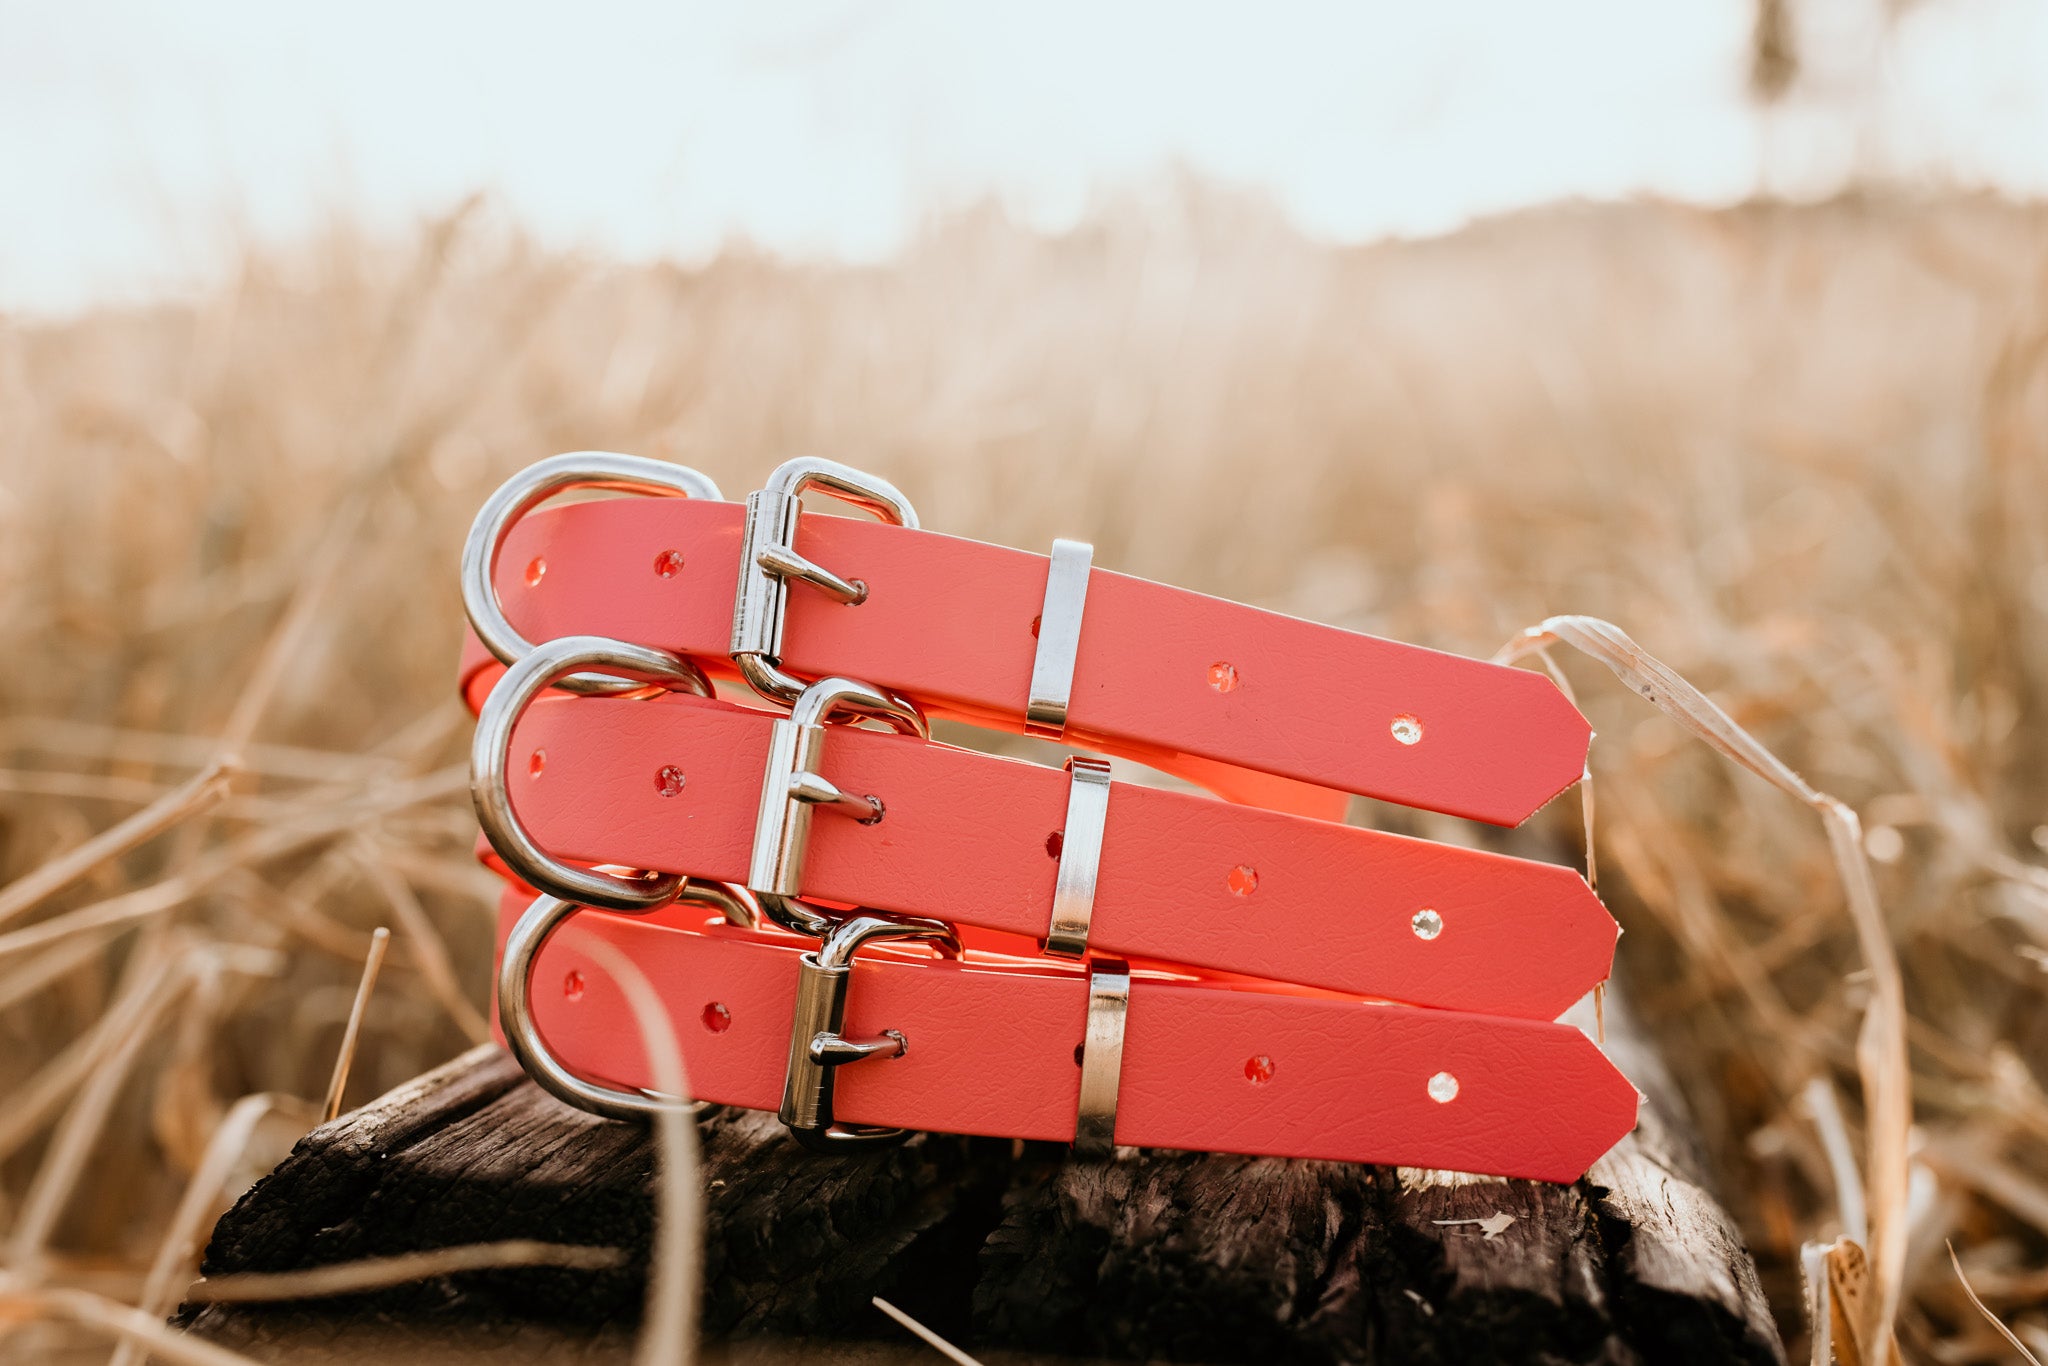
<box><xmin>753</xmin><ymin>542</ymin><xmax>868</xmax><ymax>605</ymax></box>
<box><xmin>786</xmin><ymin>770</ymin><xmax>882</xmax><ymax>823</ymax></box>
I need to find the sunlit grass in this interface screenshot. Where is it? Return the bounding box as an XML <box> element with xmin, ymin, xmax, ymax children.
<box><xmin>0</xmin><ymin>185</ymin><xmax>2043</xmax><ymax>1360</ymax></box>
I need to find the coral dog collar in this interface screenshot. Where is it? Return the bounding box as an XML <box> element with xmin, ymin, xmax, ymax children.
<box><xmin>489</xmin><ymin>884</ymin><xmax>1637</xmax><ymax>1182</ymax></box>
<box><xmin>472</xmin><ymin>645</ymin><xmax>1616</xmax><ymax>1020</ymax></box>
<box><xmin>459</xmin><ymin>455</ymin><xmax>1591</xmax><ymax>826</ymax></box>
<box><xmin>459</xmin><ymin>454</ymin><xmax>1636</xmax><ymax>1180</ymax></box>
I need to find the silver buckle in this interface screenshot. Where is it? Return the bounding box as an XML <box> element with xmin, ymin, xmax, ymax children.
<box><xmin>462</xmin><ymin>453</ymin><xmax>722</xmax><ymax>696</ymax></box>
<box><xmin>498</xmin><ymin>887</ymin><xmax>756</xmax><ymax>1121</ymax></box>
<box><xmin>730</xmin><ymin>457</ymin><xmax>919</xmax><ymax>705</ymax></box>
<box><xmin>746</xmin><ymin>675</ymin><xmax>926</xmax><ymax>937</ymax></box>
<box><xmin>779</xmin><ymin>913</ymin><xmax>959</xmax><ymax>1153</ymax></box>
<box><xmin>472</xmin><ymin>634</ymin><xmax>713</xmax><ymax>912</ymax></box>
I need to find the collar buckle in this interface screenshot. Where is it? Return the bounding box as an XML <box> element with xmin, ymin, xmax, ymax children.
<box><xmin>731</xmin><ymin>457</ymin><xmax>919</xmax><ymax>705</ymax></box>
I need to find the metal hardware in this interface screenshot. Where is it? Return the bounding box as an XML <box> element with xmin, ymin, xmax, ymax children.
<box><xmin>730</xmin><ymin>457</ymin><xmax>919</xmax><ymax>705</ymax></box>
<box><xmin>780</xmin><ymin>914</ymin><xmax>959</xmax><ymax>1153</ymax></box>
<box><xmin>462</xmin><ymin>452</ymin><xmax>722</xmax><ymax>695</ymax></box>
<box><xmin>473</xmin><ymin>634</ymin><xmax>713</xmax><ymax>912</ymax></box>
<box><xmin>748</xmin><ymin>675</ymin><xmax>927</xmax><ymax>937</ymax></box>
<box><xmin>1025</xmin><ymin>538</ymin><xmax>1095</xmax><ymax>736</ymax></box>
<box><xmin>1073</xmin><ymin>957</ymin><xmax>1131</xmax><ymax>1158</ymax></box>
<box><xmin>498</xmin><ymin>887</ymin><xmax>757</xmax><ymax>1122</ymax></box>
<box><xmin>1044</xmin><ymin>756</ymin><xmax>1113</xmax><ymax>958</ymax></box>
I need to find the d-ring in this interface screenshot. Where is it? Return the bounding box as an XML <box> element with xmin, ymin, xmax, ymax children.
<box><xmin>462</xmin><ymin>452</ymin><xmax>723</xmax><ymax>696</ymax></box>
<box><xmin>473</xmin><ymin>634</ymin><xmax>713</xmax><ymax>912</ymax></box>
<box><xmin>498</xmin><ymin>888</ymin><xmax>757</xmax><ymax>1121</ymax></box>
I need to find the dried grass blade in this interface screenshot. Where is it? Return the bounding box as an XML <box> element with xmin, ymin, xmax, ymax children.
<box><xmin>6</xmin><ymin>960</ymin><xmax>193</xmax><ymax>1266</ymax></box>
<box><xmin>0</xmin><ymin>933</ymin><xmax>110</xmax><ymax>1015</ymax></box>
<box><xmin>577</xmin><ymin>935</ymin><xmax>701</xmax><ymax>1366</ymax></box>
<box><xmin>1947</xmin><ymin>1242</ymin><xmax>2045</xmax><ymax>1366</ymax></box>
<box><xmin>322</xmin><ymin>927</ymin><xmax>391</xmax><ymax>1122</ymax></box>
<box><xmin>1801</xmin><ymin>1242</ymin><xmax>1833</xmax><ymax>1366</ymax></box>
<box><xmin>212</xmin><ymin>494</ymin><xmax>368</xmax><ymax>765</ymax></box>
<box><xmin>1496</xmin><ymin>614</ymin><xmax>1910</xmax><ymax>1360</ymax></box>
<box><xmin>0</xmin><ymin>1279</ymin><xmax>264</xmax><ymax>1366</ymax></box>
<box><xmin>0</xmin><ymin>763</ymin><xmax>235</xmax><ymax>931</ymax></box>
<box><xmin>873</xmin><ymin>1296</ymin><xmax>987</xmax><ymax>1366</ymax></box>
<box><xmin>1804</xmin><ymin>1077</ymin><xmax>1869</xmax><ymax>1245</ymax></box>
<box><xmin>0</xmin><ymin>768</ymin><xmax>469</xmax><ymax>964</ymax></box>
<box><xmin>0</xmin><ymin>952</ymin><xmax>186</xmax><ymax>1165</ymax></box>
<box><xmin>109</xmin><ymin>1092</ymin><xmax>308</xmax><ymax>1366</ymax></box>
<box><xmin>183</xmin><ymin>1240</ymin><xmax>625</xmax><ymax>1303</ymax></box>
<box><xmin>353</xmin><ymin>847</ymin><xmax>487</xmax><ymax>1044</ymax></box>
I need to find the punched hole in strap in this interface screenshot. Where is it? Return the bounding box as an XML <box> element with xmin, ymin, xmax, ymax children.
<box><xmin>1026</xmin><ymin>538</ymin><xmax>1094</xmax><ymax>737</ymax></box>
<box><xmin>1044</xmin><ymin>756</ymin><xmax>1112</xmax><ymax>958</ymax></box>
<box><xmin>1073</xmin><ymin>957</ymin><xmax>1130</xmax><ymax>1159</ymax></box>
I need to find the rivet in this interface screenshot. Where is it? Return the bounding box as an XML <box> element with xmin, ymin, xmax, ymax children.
<box><xmin>1411</xmin><ymin>909</ymin><xmax>1443</xmax><ymax>940</ymax></box>
<box><xmin>1428</xmin><ymin>1071</ymin><xmax>1459</xmax><ymax>1103</ymax></box>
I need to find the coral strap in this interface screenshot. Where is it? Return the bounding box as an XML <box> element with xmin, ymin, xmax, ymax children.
<box><xmin>459</xmin><ymin>497</ymin><xmax>1590</xmax><ymax>825</ymax></box>
<box><xmin>491</xmin><ymin>689</ymin><xmax>1614</xmax><ymax>1019</ymax></box>
<box><xmin>492</xmin><ymin>887</ymin><xmax>1636</xmax><ymax>1184</ymax></box>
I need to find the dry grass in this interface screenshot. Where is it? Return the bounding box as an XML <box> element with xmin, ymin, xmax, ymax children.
<box><xmin>0</xmin><ymin>183</ymin><xmax>2045</xmax><ymax>1361</ymax></box>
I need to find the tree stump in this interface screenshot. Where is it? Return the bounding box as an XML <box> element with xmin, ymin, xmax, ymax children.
<box><xmin>178</xmin><ymin>991</ymin><xmax>1783</xmax><ymax>1364</ymax></box>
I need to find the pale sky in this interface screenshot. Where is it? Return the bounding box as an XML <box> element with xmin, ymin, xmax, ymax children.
<box><xmin>1</xmin><ymin>0</ymin><xmax>2043</xmax><ymax>314</ymax></box>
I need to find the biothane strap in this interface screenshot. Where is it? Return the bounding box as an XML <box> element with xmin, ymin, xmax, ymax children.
<box><xmin>457</xmin><ymin>492</ymin><xmax>1590</xmax><ymax>826</ymax></box>
<box><xmin>486</xmin><ymin>686</ymin><xmax>1615</xmax><ymax>1020</ymax></box>
<box><xmin>487</xmin><ymin>884</ymin><xmax>1637</xmax><ymax>1183</ymax></box>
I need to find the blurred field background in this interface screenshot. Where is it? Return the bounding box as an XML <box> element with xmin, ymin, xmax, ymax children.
<box><xmin>4</xmin><ymin>0</ymin><xmax>2048</xmax><ymax>1346</ymax></box>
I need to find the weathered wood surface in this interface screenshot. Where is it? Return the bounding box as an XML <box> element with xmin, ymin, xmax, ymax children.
<box><xmin>179</xmin><ymin>992</ymin><xmax>1782</xmax><ymax>1364</ymax></box>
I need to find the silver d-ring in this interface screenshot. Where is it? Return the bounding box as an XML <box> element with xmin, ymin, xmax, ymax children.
<box><xmin>462</xmin><ymin>452</ymin><xmax>723</xmax><ymax>696</ymax></box>
<box><xmin>499</xmin><ymin>888</ymin><xmax>756</xmax><ymax>1122</ymax></box>
<box><xmin>473</xmin><ymin>634</ymin><xmax>713</xmax><ymax>912</ymax></box>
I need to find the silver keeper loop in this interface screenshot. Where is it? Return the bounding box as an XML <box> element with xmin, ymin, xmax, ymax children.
<box><xmin>1043</xmin><ymin>756</ymin><xmax>1112</xmax><ymax>958</ymax></box>
<box><xmin>462</xmin><ymin>452</ymin><xmax>723</xmax><ymax>696</ymax></box>
<box><xmin>1025</xmin><ymin>538</ymin><xmax>1094</xmax><ymax>737</ymax></box>
<box><xmin>730</xmin><ymin>457</ymin><xmax>919</xmax><ymax>706</ymax></box>
<box><xmin>1073</xmin><ymin>957</ymin><xmax>1131</xmax><ymax>1159</ymax></box>
<box><xmin>747</xmin><ymin>675</ymin><xmax>928</xmax><ymax>938</ymax></box>
<box><xmin>497</xmin><ymin>887</ymin><xmax>757</xmax><ymax>1122</ymax></box>
<box><xmin>472</xmin><ymin>634</ymin><xmax>713</xmax><ymax>913</ymax></box>
<box><xmin>779</xmin><ymin>913</ymin><xmax>960</xmax><ymax>1153</ymax></box>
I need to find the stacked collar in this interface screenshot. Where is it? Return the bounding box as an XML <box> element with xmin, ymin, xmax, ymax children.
<box><xmin>460</xmin><ymin>454</ymin><xmax>1635</xmax><ymax>1182</ymax></box>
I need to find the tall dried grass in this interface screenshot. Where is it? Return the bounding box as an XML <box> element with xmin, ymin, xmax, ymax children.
<box><xmin>0</xmin><ymin>184</ymin><xmax>2044</xmax><ymax>1361</ymax></box>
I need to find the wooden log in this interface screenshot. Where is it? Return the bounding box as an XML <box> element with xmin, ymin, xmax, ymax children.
<box><xmin>178</xmin><ymin>989</ymin><xmax>1783</xmax><ymax>1364</ymax></box>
